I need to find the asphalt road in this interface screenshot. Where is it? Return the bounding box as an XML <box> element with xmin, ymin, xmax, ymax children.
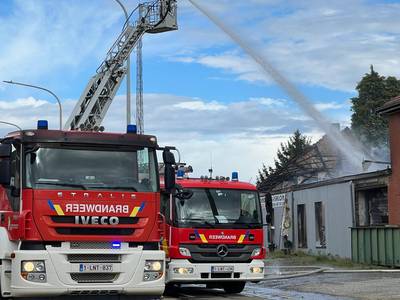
<box><xmin>18</xmin><ymin>272</ymin><xmax>400</xmax><ymax>300</ymax></box>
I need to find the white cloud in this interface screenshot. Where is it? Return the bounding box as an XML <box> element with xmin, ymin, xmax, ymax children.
<box><xmin>173</xmin><ymin>100</ymin><xmax>227</xmax><ymax>111</ymax></box>
<box><xmin>176</xmin><ymin>53</ymin><xmax>270</xmax><ymax>84</ymax></box>
<box><xmin>0</xmin><ymin>97</ymin><xmax>48</xmax><ymax>109</ymax></box>
<box><xmin>250</xmin><ymin>97</ymin><xmax>286</xmax><ymax>107</ymax></box>
<box><xmin>314</xmin><ymin>102</ymin><xmax>345</xmax><ymax>111</ymax></box>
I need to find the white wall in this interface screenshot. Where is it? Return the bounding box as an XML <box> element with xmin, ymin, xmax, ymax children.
<box><xmin>273</xmin><ymin>181</ymin><xmax>354</xmax><ymax>258</ymax></box>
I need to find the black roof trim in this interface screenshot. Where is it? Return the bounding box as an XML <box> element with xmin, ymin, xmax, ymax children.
<box><xmin>270</xmin><ymin>169</ymin><xmax>391</xmax><ymax>194</ymax></box>
<box><xmin>2</xmin><ymin>130</ymin><xmax>159</xmax><ymax>148</ymax></box>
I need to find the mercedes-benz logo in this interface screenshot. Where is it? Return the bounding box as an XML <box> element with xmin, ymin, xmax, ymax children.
<box><xmin>216</xmin><ymin>244</ymin><xmax>228</xmax><ymax>257</ymax></box>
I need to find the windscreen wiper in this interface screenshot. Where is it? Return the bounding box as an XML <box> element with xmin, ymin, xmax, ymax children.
<box><xmin>232</xmin><ymin>222</ymin><xmax>262</xmax><ymax>228</ymax></box>
<box><xmin>35</xmin><ymin>181</ymin><xmax>87</xmax><ymax>190</ymax></box>
<box><xmin>184</xmin><ymin>218</ymin><xmax>215</xmax><ymax>228</ymax></box>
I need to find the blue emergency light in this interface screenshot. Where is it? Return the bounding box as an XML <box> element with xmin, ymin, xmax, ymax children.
<box><xmin>127</xmin><ymin>124</ymin><xmax>137</xmax><ymax>134</ymax></box>
<box><xmin>232</xmin><ymin>171</ymin><xmax>239</xmax><ymax>181</ymax></box>
<box><xmin>177</xmin><ymin>169</ymin><xmax>185</xmax><ymax>179</ymax></box>
<box><xmin>37</xmin><ymin>120</ymin><xmax>48</xmax><ymax>130</ymax></box>
<box><xmin>112</xmin><ymin>241</ymin><xmax>121</xmax><ymax>249</ymax></box>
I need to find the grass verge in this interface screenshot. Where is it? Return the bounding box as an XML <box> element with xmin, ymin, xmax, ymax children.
<box><xmin>266</xmin><ymin>250</ymin><xmax>383</xmax><ymax>269</ymax></box>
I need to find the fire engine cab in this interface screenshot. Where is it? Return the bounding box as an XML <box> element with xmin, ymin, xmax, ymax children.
<box><xmin>0</xmin><ymin>122</ymin><xmax>176</xmax><ymax>298</ymax></box>
<box><xmin>161</xmin><ymin>170</ymin><xmax>265</xmax><ymax>294</ymax></box>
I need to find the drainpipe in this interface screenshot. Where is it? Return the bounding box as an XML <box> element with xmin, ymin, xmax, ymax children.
<box><xmin>291</xmin><ymin>191</ymin><xmax>295</xmax><ymax>246</ymax></box>
<box><xmin>350</xmin><ymin>181</ymin><xmax>356</xmax><ymax>227</ymax></box>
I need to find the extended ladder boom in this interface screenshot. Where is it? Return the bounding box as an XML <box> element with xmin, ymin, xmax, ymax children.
<box><xmin>65</xmin><ymin>0</ymin><xmax>177</xmax><ymax>130</ymax></box>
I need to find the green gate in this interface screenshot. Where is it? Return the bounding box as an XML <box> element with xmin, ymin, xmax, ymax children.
<box><xmin>351</xmin><ymin>227</ymin><xmax>400</xmax><ymax>267</ymax></box>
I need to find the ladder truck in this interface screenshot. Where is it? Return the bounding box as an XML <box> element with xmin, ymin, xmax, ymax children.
<box><xmin>0</xmin><ymin>0</ymin><xmax>178</xmax><ymax>297</ymax></box>
<box><xmin>65</xmin><ymin>0</ymin><xmax>177</xmax><ymax>131</ymax></box>
<box><xmin>161</xmin><ymin>169</ymin><xmax>265</xmax><ymax>294</ymax></box>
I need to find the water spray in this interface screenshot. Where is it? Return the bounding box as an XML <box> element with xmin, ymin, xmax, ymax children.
<box><xmin>188</xmin><ymin>0</ymin><xmax>365</xmax><ymax>170</ymax></box>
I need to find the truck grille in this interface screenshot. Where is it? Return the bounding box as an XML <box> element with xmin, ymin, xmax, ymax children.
<box><xmin>67</xmin><ymin>254</ymin><xmax>121</xmax><ymax>263</ymax></box>
<box><xmin>70</xmin><ymin>273</ymin><xmax>119</xmax><ymax>283</ymax></box>
<box><xmin>71</xmin><ymin>290</ymin><xmax>119</xmax><ymax>296</ymax></box>
<box><xmin>181</xmin><ymin>244</ymin><xmax>259</xmax><ymax>263</ymax></box>
<box><xmin>70</xmin><ymin>242</ymin><xmax>115</xmax><ymax>249</ymax></box>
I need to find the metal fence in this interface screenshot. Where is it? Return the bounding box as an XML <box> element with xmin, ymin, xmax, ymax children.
<box><xmin>351</xmin><ymin>227</ymin><xmax>400</xmax><ymax>267</ymax></box>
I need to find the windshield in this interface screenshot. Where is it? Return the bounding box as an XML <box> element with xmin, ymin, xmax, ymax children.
<box><xmin>25</xmin><ymin>146</ymin><xmax>158</xmax><ymax>192</ymax></box>
<box><xmin>175</xmin><ymin>188</ymin><xmax>262</xmax><ymax>228</ymax></box>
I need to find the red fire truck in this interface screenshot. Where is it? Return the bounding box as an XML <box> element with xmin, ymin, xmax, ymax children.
<box><xmin>0</xmin><ymin>0</ymin><xmax>179</xmax><ymax>297</ymax></box>
<box><xmin>0</xmin><ymin>121</ymin><xmax>176</xmax><ymax>298</ymax></box>
<box><xmin>161</xmin><ymin>171</ymin><xmax>265</xmax><ymax>294</ymax></box>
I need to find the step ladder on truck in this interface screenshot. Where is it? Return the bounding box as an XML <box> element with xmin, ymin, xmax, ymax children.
<box><xmin>0</xmin><ymin>0</ymin><xmax>178</xmax><ymax>297</ymax></box>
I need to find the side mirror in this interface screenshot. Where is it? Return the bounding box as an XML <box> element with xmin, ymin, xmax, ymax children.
<box><xmin>164</xmin><ymin>164</ymin><xmax>176</xmax><ymax>192</ymax></box>
<box><xmin>0</xmin><ymin>144</ymin><xmax>11</xmax><ymax>158</ymax></box>
<box><xmin>163</xmin><ymin>149</ymin><xmax>176</xmax><ymax>192</ymax></box>
<box><xmin>0</xmin><ymin>159</ymin><xmax>11</xmax><ymax>185</ymax></box>
<box><xmin>163</xmin><ymin>149</ymin><xmax>176</xmax><ymax>165</ymax></box>
<box><xmin>176</xmin><ymin>189</ymin><xmax>193</xmax><ymax>200</ymax></box>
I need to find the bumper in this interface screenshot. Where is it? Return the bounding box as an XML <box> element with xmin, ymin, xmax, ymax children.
<box><xmin>4</xmin><ymin>243</ymin><xmax>165</xmax><ymax>298</ymax></box>
<box><xmin>166</xmin><ymin>259</ymin><xmax>264</xmax><ymax>283</ymax></box>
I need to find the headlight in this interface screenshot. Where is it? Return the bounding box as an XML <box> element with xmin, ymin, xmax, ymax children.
<box><xmin>143</xmin><ymin>260</ymin><xmax>163</xmax><ymax>282</ymax></box>
<box><xmin>179</xmin><ymin>247</ymin><xmax>191</xmax><ymax>257</ymax></box>
<box><xmin>22</xmin><ymin>261</ymin><xmax>46</xmax><ymax>273</ymax></box>
<box><xmin>251</xmin><ymin>248</ymin><xmax>262</xmax><ymax>257</ymax></box>
<box><xmin>144</xmin><ymin>260</ymin><xmax>163</xmax><ymax>272</ymax></box>
<box><xmin>173</xmin><ymin>267</ymin><xmax>194</xmax><ymax>275</ymax></box>
<box><xmin>250</xmin><ymin>267</ymin><xmax>264</xmax><ymax>274</ymax></box>
<box><xmin>22</xmin><ymin>262</ymin><xmax>35</xmax><ymax>272</ymax></box>
<box><xmin>21</xmin><ymin>261</ymin><xmax>47</xmax><ymax>283</ymax></box>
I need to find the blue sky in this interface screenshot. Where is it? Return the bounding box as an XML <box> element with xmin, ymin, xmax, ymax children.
<box><xmin>1</xmin><ymin>0</ymin><xmax>400</xmax><ymax>181</ymax></box>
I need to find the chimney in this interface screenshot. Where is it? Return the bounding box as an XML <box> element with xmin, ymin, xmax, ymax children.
<box><xmin>377</xmin><ymin>96</ymin><xmax>400</xmax><ymax>225</ymax></box>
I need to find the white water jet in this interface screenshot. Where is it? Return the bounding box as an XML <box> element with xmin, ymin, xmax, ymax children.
<box><xmin>188</xmin><ymin>0</ymin><xmax>365</xmax><ymax>170</ymax></box>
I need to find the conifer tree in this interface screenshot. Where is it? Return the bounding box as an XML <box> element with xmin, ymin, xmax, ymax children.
<box><xmin>257</xmin><ymin>130</ymin><xmax>311</xmax><ymax>189</ymax></box>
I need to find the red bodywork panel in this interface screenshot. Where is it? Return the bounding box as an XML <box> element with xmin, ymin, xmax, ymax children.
<box><xmin>176</xmin><ymin>178</ymin><xmax>257</xmax><ymax>191</ymax></box>
<box><xmin>0</xmin><ymin>188</ymin><xmax>161</xmax><ymax>243</ymax></box>
<box><xmin>163</xmin><ymin>178</ymin><xmax>265</xmax><ymax>260</ymax></box>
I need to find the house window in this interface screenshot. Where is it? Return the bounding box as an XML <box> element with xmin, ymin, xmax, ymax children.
<box><xmin>315</xmin><ymin>202</ymin><xmax>326</xmax><ymax>248</ymax></box>
<box><xmin>297</xmin><ymin>204</ymin><xmax>307</xmax><ymax>248</ymax></box>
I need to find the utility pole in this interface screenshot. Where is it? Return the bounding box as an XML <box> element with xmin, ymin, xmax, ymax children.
<box><xmin>137</xmin><ymin>39</ymin><xmax>144</xmax><ymax>134</ymax></box>
<box><xmin>137</xmin><ymin>4</ymin><xmax>144</xmax><ymax>134</ymax></box>
<box><xmin>113</xmin><ymin>0</ymin><xmax>131</xmax><ymax>126</ymax></box>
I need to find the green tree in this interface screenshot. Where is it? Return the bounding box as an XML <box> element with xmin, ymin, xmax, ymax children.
<box><xmin>257</xmin><ymin>130</ymin><xmax>311</xmax><ymax>189</ymax></box>
<box><xmin>351</xmin><ymin>66</ymin><xmax>400</xmax><ymax>147</ymax></box>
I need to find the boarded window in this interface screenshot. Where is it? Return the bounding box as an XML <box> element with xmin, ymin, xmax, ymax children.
<box><xmin>355</xmin><ymin>188</ymin><xmax>388</xmax><ymax>226</ymax></box>
<box><xmin>297</xmin><ymin>204</ymin><xmax>307</xmax><ymax>248</ymax></box>
<box><xmin>315</xmin><ymin>202</ymin><xmax>326</xmax><ymax>248</ymax></box>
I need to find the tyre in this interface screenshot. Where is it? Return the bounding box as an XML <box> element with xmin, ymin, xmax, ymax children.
<box><xmin>222</xmin><ymin>282</ymin><xmax>246</xmax><ymax>294</ymax></box>
<box><xmin>164</xmin><ymin>283</ymin><xmax>179</xmax><ymax>296</ymax></box>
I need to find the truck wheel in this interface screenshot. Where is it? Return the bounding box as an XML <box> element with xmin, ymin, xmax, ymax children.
<box><xmin>164</xmin><ymin>283</ymin><xmax>179</xmax><ymax>296</ymax></box>
<box><xmin>222</xmin><ymin>282</ymin><xmax>246</xmax><ymax>294</ymax></box>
